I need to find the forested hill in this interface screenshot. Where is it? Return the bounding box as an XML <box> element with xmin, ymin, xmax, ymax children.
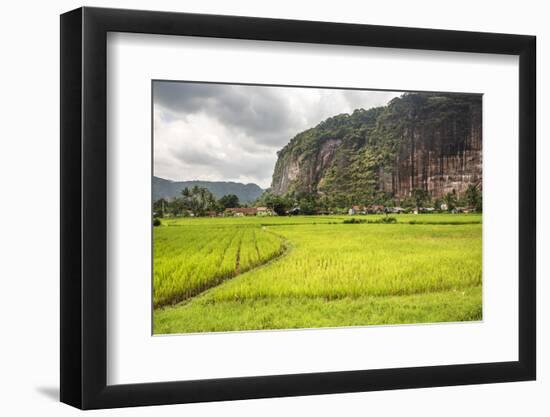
<box><xmin>271</xmin><ymin>92</ymin><xmax>482</xmax><ymax>204</ymax></box>
<box><xmin>153</xmin><ymin>176</ymin><xmax>264</xmax><ymax>203</ymax></box>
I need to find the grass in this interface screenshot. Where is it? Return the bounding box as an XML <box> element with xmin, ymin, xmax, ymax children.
<box><xmin>153</xmin><ymin>214</ymin><xmax>482</xmax><ymax>334</ymax></box>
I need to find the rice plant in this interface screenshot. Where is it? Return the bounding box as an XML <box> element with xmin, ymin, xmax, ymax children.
<box><xmin>153</xmin><ymin>214</ymin><xmax>482</xmax><ymax>332</ymax></box>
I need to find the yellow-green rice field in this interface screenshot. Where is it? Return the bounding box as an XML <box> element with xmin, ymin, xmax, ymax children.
<box><xmin>153</xmin><ymin>214</ymin><xmax>482</xmax><ymax>334</ymax></box>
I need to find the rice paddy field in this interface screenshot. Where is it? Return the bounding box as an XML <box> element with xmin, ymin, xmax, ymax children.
<box><xmin>153</xmin><ymin>214</ymin><xmax>482</xmax><ymax>334</ymax></box>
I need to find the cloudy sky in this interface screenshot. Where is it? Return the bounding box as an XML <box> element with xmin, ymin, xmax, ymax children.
<box><xmin>153</xmin><ymin>81</ymin><xmax>401</xmax><ymax>189</ymax></box>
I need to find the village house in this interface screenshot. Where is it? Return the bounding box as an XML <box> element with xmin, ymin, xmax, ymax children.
<box><xmin>390</xmin><ymin>206</ymin><xmax>407</xmax><ymax>214</ymax></box>
<box><xmin>348</xmin><ymin>205</ymin><xmax>366</xmax><ymax>215</ymax></box>
<box><xmin>256</xmin><ymin>207</ymin><xmax>274</xmax><ymax>216</ymax></box>
<box><xmin>224</xmin><ymin>207</ymin><xmax>258</xmax><ymax>216</ymax></box>
<box><xmin>366</xmin><ymin>205</ymin><xmax>386</xmax><ymax>214</ymax></box>
<box><xmin>451</xmin><ymin>207</ymin><xmax>468</xmax><ymax>214</ymax></box>
<box><xmin>412</xmin><ymin>207</ymin><xmax>435</xmax><ymax>214</ymax></box>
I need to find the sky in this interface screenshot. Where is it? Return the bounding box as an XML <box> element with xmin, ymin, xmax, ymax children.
<box><xmin>153</xmin><ymin>81</ymin><xmax>401</xmax><ymax>189</ymax></box>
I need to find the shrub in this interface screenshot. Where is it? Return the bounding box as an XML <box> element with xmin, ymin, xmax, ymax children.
<box><xmin>362</xmin><ymin>217</ymin><xmax>398</xmax><ymax>224</ymax></box>
<box><xmin>343</xmin><ymin>218</ymin><xmax>366</xmax><ymax>224</ymax></box>
<box><xmin>153</xmin><ymin>218</ymin><xmax>161</xmax><ymax>227</ymax></box>
<box><xmin>344</xmin><ymin>217</ymin><xmax>397</xmax><ymax>225</ymax></box>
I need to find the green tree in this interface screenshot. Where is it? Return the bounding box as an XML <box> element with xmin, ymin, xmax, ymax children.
<box><xmin>153</xmin><ymin>198</ymin><xmax>167</xmax><ymax>217</ymax></box>
<box><xmin>260</xmin><ymin>194</ymin><xmax>292</xmax><ymax>216</ymax></box>
<box><xmin>271</xmin><ymin>198</ymin><xmax>290</xmax><ymax>216</ymax></box>
<box><xmin>297</xmin><ymin>195</ymin><xmax>319</xmax><ymax>215</ymax></box>
<box><xmin>465</xmin><ymin>184</ymin><xmax>482</xmax><ymax>212</ymax></box>
<box><xmin>179</xmin><ymin>186</ymin><xmax>217</xmax><ymax>216</ymax></box>
<box><xmin>218</xmin><ymin>194</ymin><xmax>240</xmax><ymax>209</ymax></box>
<box><xmin>167</xmin><ymin>197</ymin><xmax>187</xmax><ymax>216</ymax></box>
<box><xmin>181</xmin><ymin>187</ymin><xmax>191</xmax><ymax>198</ymax></box>
<box><xmin>443</xmin><ymin>190</ymin><xmax>457</xmax><ymax>211</ymax></box>
<box><xmin>411</xmin><ymin>188</ymin><xmax>429</xmax><ymax>210</ymax></box>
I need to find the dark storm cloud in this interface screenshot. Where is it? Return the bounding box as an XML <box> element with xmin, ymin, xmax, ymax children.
<box><xmin>154</xmin><ymin>82</ymin><xmax>300</xmax><ymax>147</ymax></box>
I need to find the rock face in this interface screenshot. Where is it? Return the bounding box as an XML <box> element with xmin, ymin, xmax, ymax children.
<box><xmin>389</xmin><ymin>96</ymin><xmax>482</xmax><ymax>198</ymax></box>
<box><xmin>271</xmin><ymin>92</ymin><xmax>482</xmax><ymax>202</ymax></box>
<box><xmin>272</xmin><ymin>138</ymin><xmax>343</xmax><ymax>195</ymax></box>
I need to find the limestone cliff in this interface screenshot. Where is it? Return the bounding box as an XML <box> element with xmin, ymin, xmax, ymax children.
<box><xmin>271</xmin><ymin>92</ymin><xmax>482</xmax><ymax>202</ymax></box>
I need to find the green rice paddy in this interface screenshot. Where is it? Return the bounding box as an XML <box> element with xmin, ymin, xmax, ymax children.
<box><xmin>153</xmin><ymin>214</ymin><xmax>482</xmax><ymax>334</ymax></box>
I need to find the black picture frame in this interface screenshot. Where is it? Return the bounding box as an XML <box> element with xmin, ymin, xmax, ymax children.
<box><xmin>60</xmin><ymin>6</ymin><xmax>536</xmax><ymax>410</ymax></box>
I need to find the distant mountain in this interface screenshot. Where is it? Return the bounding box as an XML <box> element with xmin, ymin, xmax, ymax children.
<box><xmin>153</xmin><ymin>176</ymin><xmax>264</xmax><ymax>204</ymax></box>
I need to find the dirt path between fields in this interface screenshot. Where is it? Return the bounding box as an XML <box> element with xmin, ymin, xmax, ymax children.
<box><xmin>156</xmin><ymin>229</ymin><xmax>291</xmax><ymax>309</ymax></box>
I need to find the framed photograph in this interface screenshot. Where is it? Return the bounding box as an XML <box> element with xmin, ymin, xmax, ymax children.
<box><xmin>60</xmin><ymin>7</ymin><xmax>536</xmax><ymax>409</ymax></box>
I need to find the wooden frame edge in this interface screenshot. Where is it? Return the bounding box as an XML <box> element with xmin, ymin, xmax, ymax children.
<box><xmin>60</xmin><ymin>6</ymin><xmax>536</xmax><ymax>410</ymax></box>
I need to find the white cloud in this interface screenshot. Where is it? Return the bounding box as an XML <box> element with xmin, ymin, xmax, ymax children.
<box><xmin>153</xmin><ymin>82</ymin><xmax>401</xmax><ymax>188</ymax></box>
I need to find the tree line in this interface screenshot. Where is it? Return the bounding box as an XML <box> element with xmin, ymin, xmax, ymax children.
<box><xmin>153</xmin><ymin>186</ymin><xmax>242</xmax><ymax>217</ymax></box>
<box><xmin>153</xmin><ymin>183</ymin><xmax>482</xmax><ymax>218</ymax></box>
<box><xmin>254</xmin><ymin>183</ymin><xmax>481</xmax><ymax>215</ymax></box>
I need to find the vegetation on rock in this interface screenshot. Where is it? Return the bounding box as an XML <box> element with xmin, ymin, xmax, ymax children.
<box><xmin>270</xmin><ymin>92</ymin><xmax>482</xmax><ymax>211</ymax></box>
